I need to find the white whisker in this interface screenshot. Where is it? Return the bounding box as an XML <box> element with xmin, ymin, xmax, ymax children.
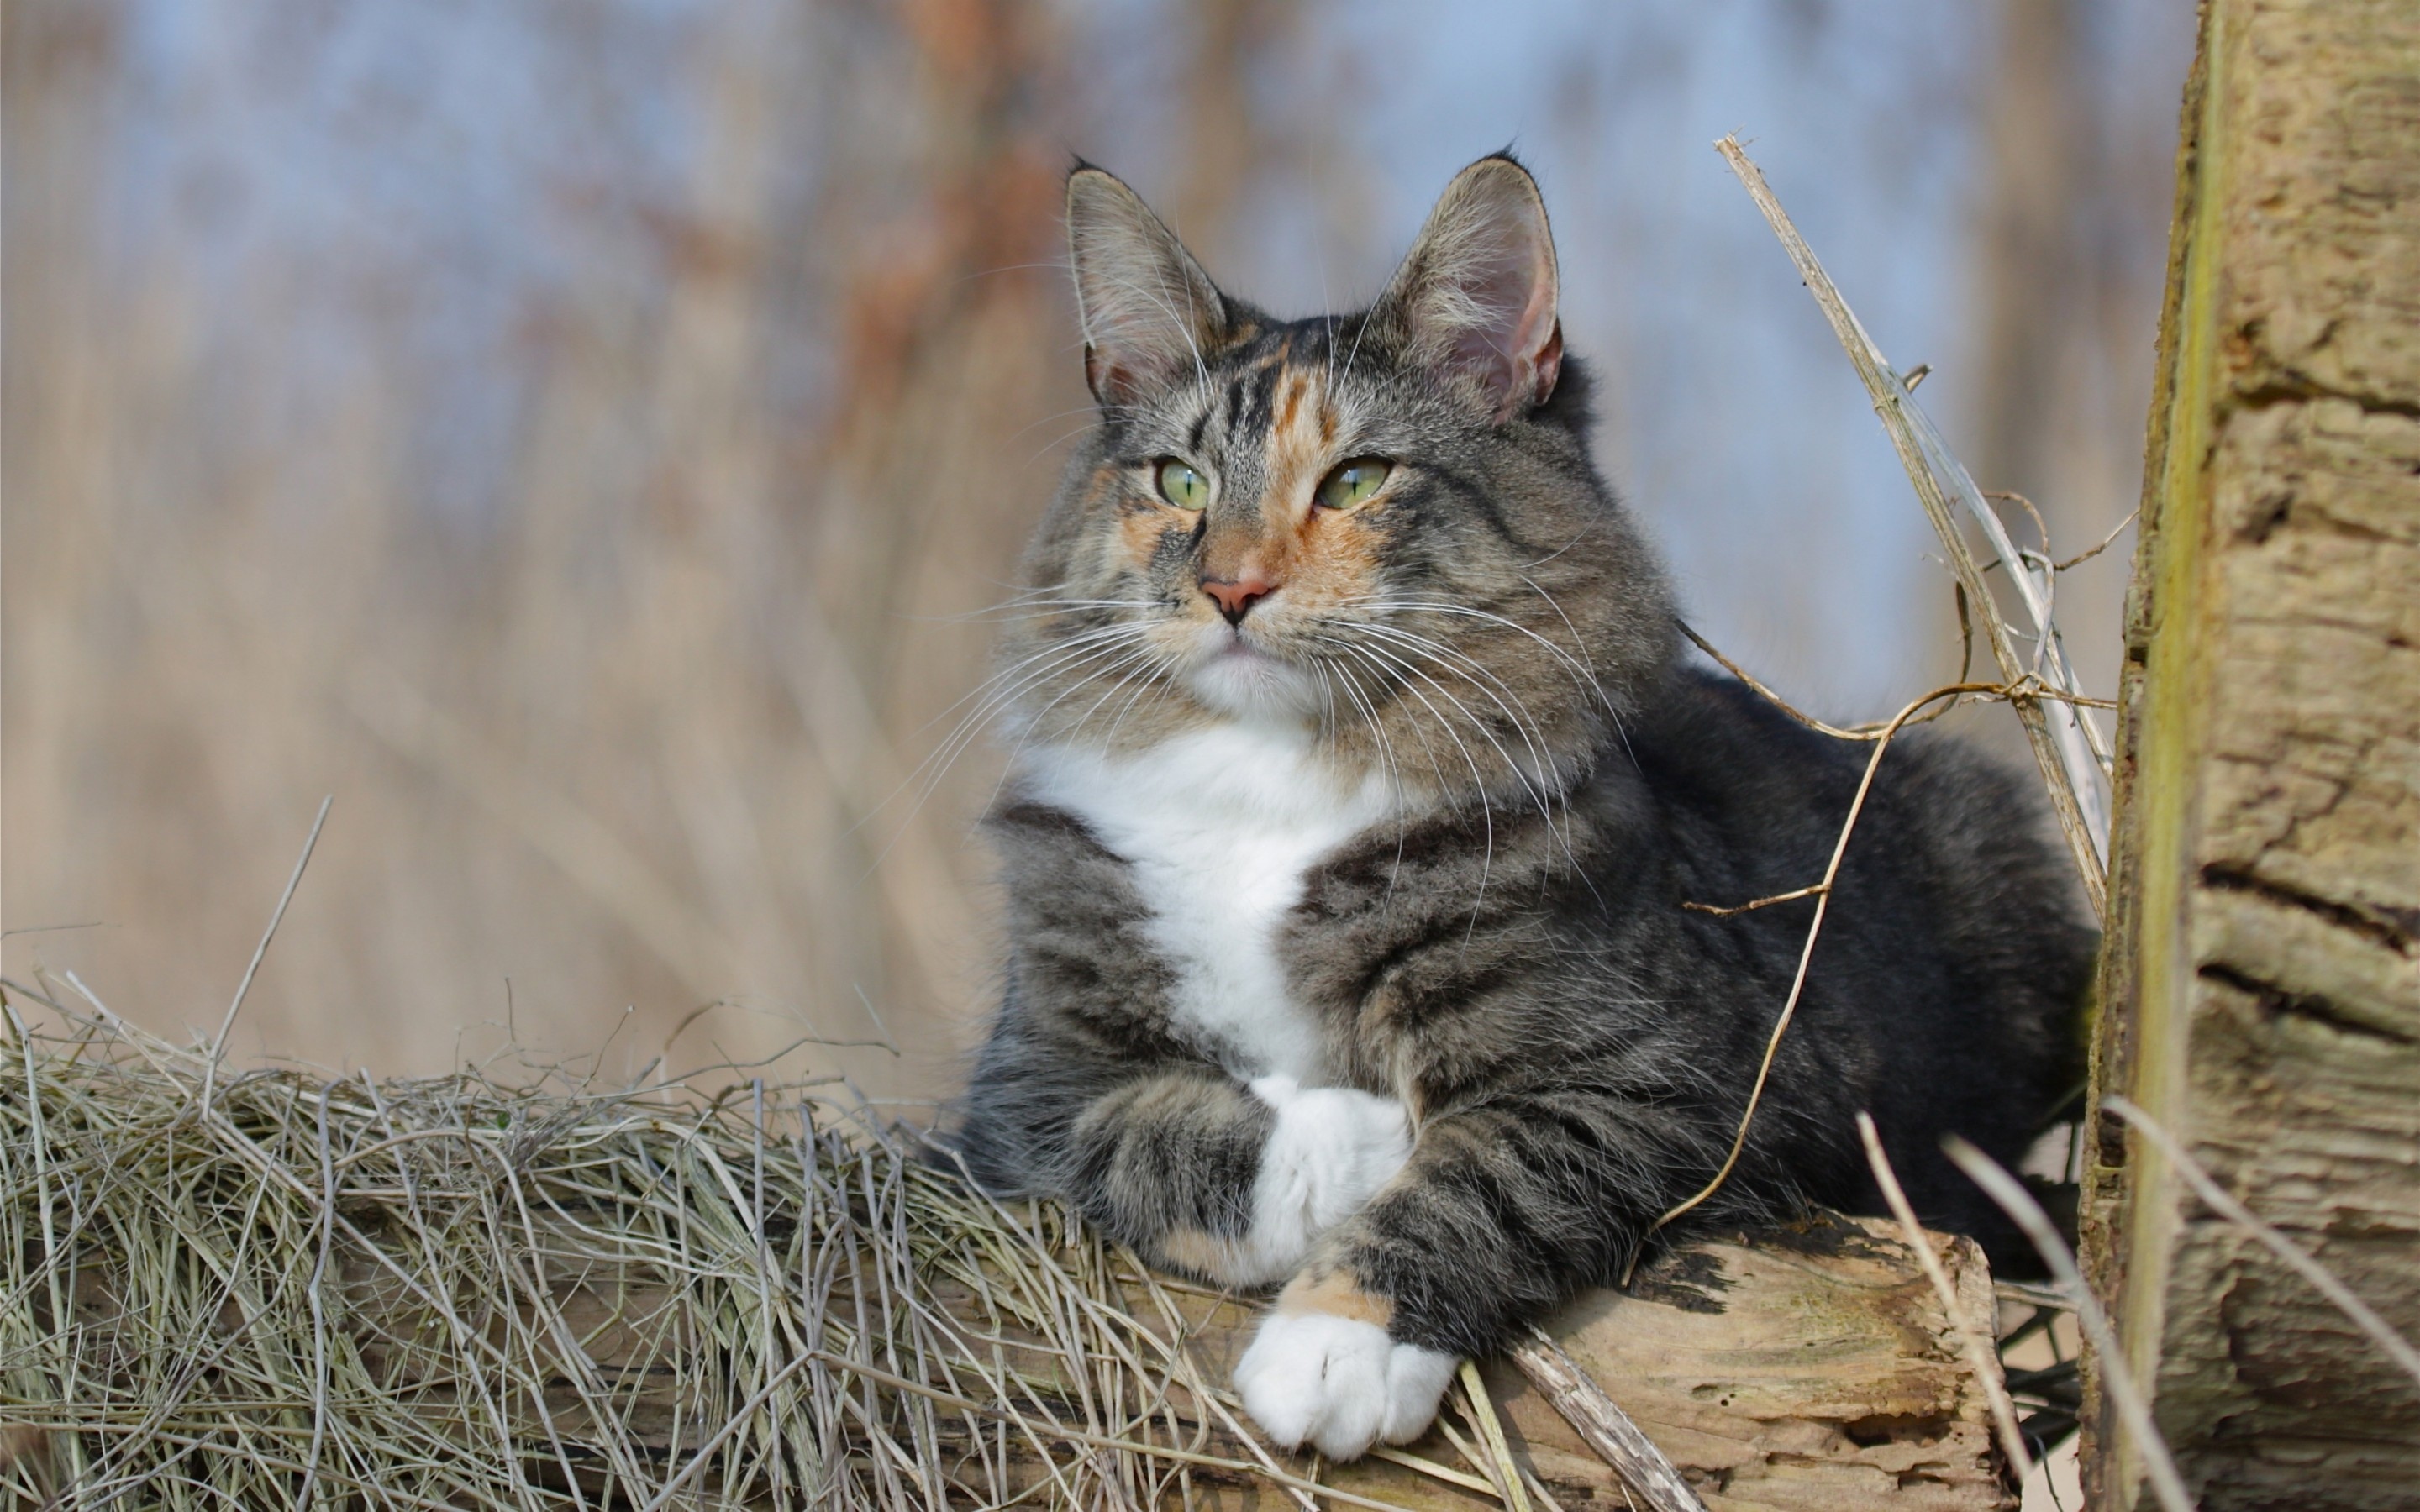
<box><xmin>1334</xmin><ymin>633</ymin><xmax>1565</xmax><ymax>860</ymax></box>
<box><xmin>1327</xmin><ymin>657</ymin><xmax>1414</xmax><ymax>901</ymax></box>
<box><xmin>984</xmin><ymin>645</ymin><xmax>1170</xmax><ymax>811</ymax></box>
<box><xmin>1344</xmin><ymin>623</ymin><xmax>1582</xmax><ymax>870</ymax></box>
<box><xmin>1343</xmin><ymin>596</ymin><xmax>1604</xmax><ymax>706</ymax></box>
<box><xmin>1331</xmin><ymin>641</ymin><xmax>1496</xmax><ymax>943</ymax></box>
<box><xmin>874</xmin><ymin>627</ymin><xmax>1149</xmax><ymax>843</ymax></box>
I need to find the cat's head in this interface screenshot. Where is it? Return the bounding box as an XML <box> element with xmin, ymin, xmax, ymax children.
<box><xmin>1002</xmin><ymin>155</ymin><xmax>1674</xmax><ymax>801</ymax></box>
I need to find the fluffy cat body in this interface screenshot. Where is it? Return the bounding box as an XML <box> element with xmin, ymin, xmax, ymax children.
<box><xmin>956</xmin><ymin>156</ymin><xmax>2096</xmax><ymax>1460</ymax></box>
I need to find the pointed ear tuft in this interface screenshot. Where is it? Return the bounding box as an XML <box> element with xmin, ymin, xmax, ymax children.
<box><xmin>1371</xmin><ymin>156</ymin><xmax>1563</xmax><ymax>421</ymax></box>
<box><xmin>1066</xmin><ymin>168</ymin><xmax>1228</xmax><ymax>407</ymax></box>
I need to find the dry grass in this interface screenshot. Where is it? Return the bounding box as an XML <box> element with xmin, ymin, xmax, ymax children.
<box><xmin>0</xmin><ymin>985</ymin><xmax>1355</xmax><ymax>1511</ymax></box>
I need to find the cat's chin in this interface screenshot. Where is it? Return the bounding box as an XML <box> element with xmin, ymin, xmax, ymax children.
<box><xmin>1185</xmin><ymin>643</ymin><xmax>1324</xmax><ymax>722</ymax></box>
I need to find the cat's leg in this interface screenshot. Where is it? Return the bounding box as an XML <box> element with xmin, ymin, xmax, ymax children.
<box><xmin>965</xmin><ymin>792</ymin><xmax>1415</xmax><ymax>1279</ymax></box>
<box><xmin>964</xmin><ymin>1006</ymin><xmax>1415</xmax><ymax>1288</ymax></box>
<box><xmin>1210</xmin><ymin>1074</ymin><xmax>1412</xmax><ymax>1284</ymax></box>
<box><xmin>1069</xmin><ymin>1071</ymin><xmax>1411</xmax><ymax>1288</ymax></box>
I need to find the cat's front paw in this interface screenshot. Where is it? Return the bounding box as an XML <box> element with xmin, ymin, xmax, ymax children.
<box><xmin>1234</xmin><ymin>1076</ymin><xmax>1410</xmax><ymax>1284</ymax></box>
<box><xmin>1234</xmin><ymin>1302</ymin><xmax>1456</xmax><ymax>1461</ymax></box>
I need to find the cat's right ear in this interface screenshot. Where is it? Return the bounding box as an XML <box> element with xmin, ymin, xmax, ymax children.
<box><xmin>1067</xmin><ymin>167</ymin><xmax>1228</xmax><ymax>407</ymax></box>
<box><xmin>1370</xmin><ymin>155</ymin><xmax>1563</xmax><ymax>423</ymax></box>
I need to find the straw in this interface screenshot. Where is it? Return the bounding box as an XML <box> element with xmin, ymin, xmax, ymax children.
<box><xmin>0</xmin><ymin>990</ymin><xmax>1413</xmax><ymax>1512</ymax></box>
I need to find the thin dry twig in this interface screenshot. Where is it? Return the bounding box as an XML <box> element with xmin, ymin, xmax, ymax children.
<box><xmin>1680</xmin><ymin>882</ymin><xmax>1825</xmax><ymax>918</ymax></box>
<box><xmin>1676</xmin><ymin>621</ymin><xmax>1880</xmax><ymax>742</ymax></box>
<box><xmin>1983</xmin><ymin>491</ymin><xmax>2055</xmax><ymax>570</ymax></box>
<box><xmin>2104</xmin><ymin>1096</ymin><xmax>2420</xmax><ymax>1394</ymax></box>
<box><xmin>2055</xmin><ymin>509</ymin><xmax>2139</xmax><ymax>573</ymax></box>
<box><xmin>1715</xmin><ymin>134</ymin><xmax>2111</xmax><ymax>914</ymax></box>
<box><xmin>1943</xmin><ymin>1137</ymin><xmax>2193</xmax><ymax>1512</ymax></box>
<box><xmin>1366</xmin><ymin>1444</ymin><xmax>1500</xmax><ymax>1497</ymax></box>
<box><xmin>1855</xmin><ymin>1113</ymin><xmax>2033</xmax><ymax>1480</ymax></box>
<box><xmin>1997</xmin><ymin>1279</ymin><xmax>2077</xmax><ymax>1312</ymax></box>
<box><xmin>1456</xmin><ymin>1359</ymin><xmax>1535</xmax><ymax>1512</ymax></box>
<box><xmin>1954</xmin><ymin>583</ymin><xmax>1976</xmax><ymax>685</ymax></box>
<box><xmin>1635</xmin><ymin>680</ymin><xmax>1996</xmax><ymax>1262</ymax></box>
<box><xmin>1676</xmin><ymin>620</ymin><xmax>1989</xmax><ymax>747</ymax></box>
<box><xmin>1507</xmin><ymin>1330</ymin><xmax>1707</xmax><ymax>1512</ymax></box>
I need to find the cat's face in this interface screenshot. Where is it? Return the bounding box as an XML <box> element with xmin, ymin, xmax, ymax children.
<box><xmin>1055</xmin><ymin>313</ymin><xmax>1526</xmax><ymax>724</ymax></box>
<box><xmin>1001</xmin><ymin>156</ymin><xmax>1673</xmax><ymax>798</ymax></box>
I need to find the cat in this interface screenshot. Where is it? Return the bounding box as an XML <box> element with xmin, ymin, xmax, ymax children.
<box><xmin>952</xmin><ymin>154</ymin><xmax>2096</xmax><ymax>1462</ymax></box>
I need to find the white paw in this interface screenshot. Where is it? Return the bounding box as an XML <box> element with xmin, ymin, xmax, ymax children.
<box><xmin>1227</xmin><ymin>1076</ymin><xmax>1410</xmax><ymax>1285</ymax></box>
<box><xmin>1234</xmin><ymin>1310</ymin><xmax>1457</xmax><ymax>1461</ymax></box>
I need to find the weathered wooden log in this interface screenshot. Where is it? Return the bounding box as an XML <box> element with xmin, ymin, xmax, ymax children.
<box><xmin>0</xmin><ymin>1032</ymin><xmax>2014</xmax><ymax>1510</ymax></box>
<box><xmin>1316</xmin><ymin>1215</ymin><xmax>2016</xmax><ymax>1512</ymax></box>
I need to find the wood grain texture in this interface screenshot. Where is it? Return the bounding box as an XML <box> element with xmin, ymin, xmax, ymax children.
<box><xmin>1506</xmin><ymin>1331</ymin><xmax>1707</xmax><ymax>1512</ymax></box>
<box><xmin>2083</xmin><ymin>2</ymin><xmax>2420</xmax><ymax>1507</ymax></box>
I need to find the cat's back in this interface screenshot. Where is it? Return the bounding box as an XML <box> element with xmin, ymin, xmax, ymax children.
<box><xmin>1625</xmin><ymin>667</ymin><xmax>2088</xmax><ymax>939</ymax></box>
<box><xmin>1618</xmin><ymin>664</ymin><xmax>2096</xmax><ymax>1126</ymax></box>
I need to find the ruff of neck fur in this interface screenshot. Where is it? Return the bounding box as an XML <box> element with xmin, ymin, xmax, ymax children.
<box><xmin>1017</xmin><ymin>719</ymin><xmax>1397</xmax><ymax>1082</ymax></box>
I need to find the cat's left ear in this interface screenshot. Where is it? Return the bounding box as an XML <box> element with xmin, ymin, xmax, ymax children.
<box><xmin>1066</xmin><ymin>166</ymin><xmax>1229</xmax><ymax>407</ymax></box>
<box><xmin>1371</xmin><ymin>155</ymin><xmax>1563</xmax><ymax>422</ymax></box>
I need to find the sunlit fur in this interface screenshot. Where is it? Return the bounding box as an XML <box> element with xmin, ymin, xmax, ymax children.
<box><xmin>955</xmin><ymin>156</ymin><xmax>2096</xmax><ymax>1461</ymax></box>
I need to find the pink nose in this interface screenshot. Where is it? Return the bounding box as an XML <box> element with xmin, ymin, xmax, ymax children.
<box><xmin>1201</xmin><ymin>571</ymin><xmax>1277</xmax><ymax>624</ymax></box>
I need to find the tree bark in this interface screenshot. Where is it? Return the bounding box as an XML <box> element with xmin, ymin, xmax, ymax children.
<box><xmin>2082</xmin><ymin>2</ymin><xmax>2420</xmax><ymax>1508</ymax></box>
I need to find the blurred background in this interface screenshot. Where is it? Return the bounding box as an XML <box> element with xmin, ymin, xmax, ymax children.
<box><xmin>3</xmin><ymin>0</ymin><xmax>2191</xmax><ymax>1105</ymax></box>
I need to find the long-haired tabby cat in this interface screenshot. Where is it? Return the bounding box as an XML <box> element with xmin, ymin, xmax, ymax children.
<box><xmin>955</xmin><ymin>155</ymin><xmax>2095</xmax><ymax>1460</ymax></box>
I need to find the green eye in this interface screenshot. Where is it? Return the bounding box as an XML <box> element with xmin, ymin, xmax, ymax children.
<box><xmin>1316</xmin><ymin>458</ymin><xmax>1392</xmax><ymax>511</ymax></box>
<box><xmin>1155</xmin><ymin>459</ymin><xmax>1210</xmax><ymax>510</ymax></box>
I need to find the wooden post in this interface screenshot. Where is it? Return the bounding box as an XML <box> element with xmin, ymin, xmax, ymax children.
<box><xmin>2082</xmin><ymin>2</ymin><xmax>2420</xmax><ymax>1507</ymax></box>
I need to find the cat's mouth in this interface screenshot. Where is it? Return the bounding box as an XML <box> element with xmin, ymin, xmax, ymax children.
<box><xmin>1185</xmin><ymin>626</ymin><xmax>1323</xmax><ymax>720</ymax></box>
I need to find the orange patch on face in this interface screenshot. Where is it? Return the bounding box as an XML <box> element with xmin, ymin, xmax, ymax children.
<box><xmin>1118</xmin><ymin>505</ymin><xmax>1180</xmax><ymax>569</ymax></box>
<box><xmin>1276</xmin><ymin>1267</ymin><xmax>1395</xmax><ymax>1330</ymax></box>
<box><xmin>1273</xmin><ymin>365</ymin><xmax>1306</xmax><ymax>442</ymax></box>
<box><xmin>1086</xmin><ymin>463</ymin><xmax>1134</xmax><ymax>519</ymax></box>
<box><xmin>1292</xmin><ymin>504</ymin><xmax>1387</xmax><ymax>596</ymax></box>
<box><xmin>1262</xmin><ymin>366</ymin><xmax>1331</xmax><ymax>528</ymax></box>
<box><xmin>1234</xmin><ymin>362</ymin><xmax>1390</xmax><ymax>620</ymax></box>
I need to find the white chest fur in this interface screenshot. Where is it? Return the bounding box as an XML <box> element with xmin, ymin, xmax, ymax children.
<box><xmin>1018</xmin><ymin>722</ymin><xmax>1395</xmax><ymax>1080</ymax></box>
